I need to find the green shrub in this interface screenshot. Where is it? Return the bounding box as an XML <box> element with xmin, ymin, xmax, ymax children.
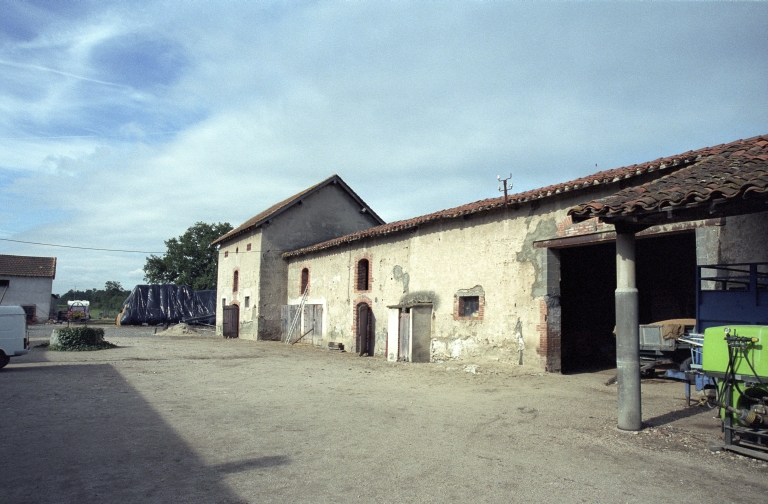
<box><xmin>52</xmin><ymin>327</ymin><xmax>116</xmax><ymax>351</ymax></box>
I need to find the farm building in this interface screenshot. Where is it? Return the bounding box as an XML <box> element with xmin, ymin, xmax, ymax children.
<box><xmin>0</xmin><ymin>254</ymin><xmax>57</xmax><ymax>324</ymax></box>
<box><xmin>211</xmin><ymin>175</ymin><xmax>384</xmax><ymax>340</ymax></box>
<box><xmin>279</xmin><ymin>135</ymin><xmax>768</xmax><ymax>372</ymax></box>
<box><xmin>213</xmin><ymin>134</ymin><xmax>767</xmax><ymax>373</ymax></box>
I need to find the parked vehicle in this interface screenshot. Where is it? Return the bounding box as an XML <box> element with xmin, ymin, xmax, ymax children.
<box><xmin>0</xmin><ymin>306</ymin><xmax>29</xmax><ymax>368</ymax></box>
<box><xmin>67</xmin><ymin>300</ymin><xmax>90</xmax><ymax>320</ymax></box>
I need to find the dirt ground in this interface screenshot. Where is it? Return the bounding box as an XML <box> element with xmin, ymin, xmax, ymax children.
<box><xmin>2</xmin><ymin>324</ymin><xmax>766</xmax><ymax>504</ymax></box>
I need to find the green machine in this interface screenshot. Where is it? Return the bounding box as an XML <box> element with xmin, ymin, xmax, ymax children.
<box><xmin>701</xmin><ymin>325</ymin><xmax>768</xmax><ymax>460</ymax></box>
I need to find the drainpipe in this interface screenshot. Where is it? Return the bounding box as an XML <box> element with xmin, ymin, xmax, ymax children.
<box><xmin>615</xmin><ymin>229</ymin><xmax>641</xmax><ymax>431</ymax></box>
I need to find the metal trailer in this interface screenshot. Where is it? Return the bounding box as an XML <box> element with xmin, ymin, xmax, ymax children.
<box><xmin>663</xmin><ymin>333</ymin><xmax>714</xmax><ymax>406</ymax></box>
<box><xmin>638</xmin><ymin>320</ymin><xmax>696</xmax><ymax>376</ymax></box>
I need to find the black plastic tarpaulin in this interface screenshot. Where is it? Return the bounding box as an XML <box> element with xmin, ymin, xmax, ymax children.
<box><xmin>119</xmin><ymin>285</ymin><xmax>216</xmax><ymax>326</ymax></box>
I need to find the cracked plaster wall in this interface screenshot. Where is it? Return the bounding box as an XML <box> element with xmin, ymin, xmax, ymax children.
<box><xmin>286</xmin><ymin>196</ymin><xmax>576</xmax><ymax>368</ymax></box>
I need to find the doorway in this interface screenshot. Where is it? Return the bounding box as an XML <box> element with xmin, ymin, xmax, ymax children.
<box><xmin>558</xmin><ymin>232</ymin><xmax>696</xmax><ymax>373</ymax></box>
<box><xmin>21</xmin><ymin>305</ymin><xmax>36</xmax><ymax>324</ymax></box>
<box><xmin>223</xmin><ymin>304</ymin><xmax>239</xmax><ymax>338</ymax></box>
<box><xmin>356</xmin><ymin>303</ymin><xmax>374</xmax><ymax>356</ymax></box>
<box><xmin>303</xmin><ymin>304</ymin><xmax>323</xmax><ymax>345</ymax></box>
<box><xmin>410</xmin><ymin>304</ymin><xmax>432</xmax><ymax>363</ymax></box>
<box><xmin>399</xmin><ymin>309</ymin><xmax>411</xmax><ymax>361</ymax></box>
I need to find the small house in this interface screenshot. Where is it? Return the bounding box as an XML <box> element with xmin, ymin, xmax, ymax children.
<box><xmin>0</xmin><ymin>254</ymin><xmax>57</xmax><ymax>323</ymax></box>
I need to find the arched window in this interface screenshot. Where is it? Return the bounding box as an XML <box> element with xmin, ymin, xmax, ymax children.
<box><xmin>300</xmin><ymin>268</ymin><xmax>309</xmax><ymax>295</ymax></box>
<box><xmin>233</xmin><ymin>270</ymin><xmax>239</xmax><ymax>292</ymax></box>
<box><xmin>356</xmin><ymin>259</ymin><xmax>369</xmax><ymax>291</ymax></box>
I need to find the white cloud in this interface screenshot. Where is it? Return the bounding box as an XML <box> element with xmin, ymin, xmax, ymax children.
<box><xmin>0</xmin><ymin>1</ymin><xmax>766</xmax><ymax>293</ymax></box>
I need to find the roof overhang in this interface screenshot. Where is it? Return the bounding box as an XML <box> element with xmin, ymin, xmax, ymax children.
<box><xmin>568</xmin><ymin>136</ymin><xmax>768</xmax><ymax>233</ymax></box>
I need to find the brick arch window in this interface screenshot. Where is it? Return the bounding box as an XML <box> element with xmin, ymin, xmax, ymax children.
<box><xmin>356</xmin><ymin>259</ymin><xmax>370</xmax><ymax>291</ymax></box>
<box><xmin>233</xmin><ymin>270</ymin><xmax>239</xmax><ymax>292</ymax></box>
<box><xmin>300</xmin><ymin>267</ymin><xmax>310</xmax><ymax>295</ymax></box>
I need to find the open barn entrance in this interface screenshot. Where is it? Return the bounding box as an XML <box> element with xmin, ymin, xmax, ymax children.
<box><xmin>559</xmin><ymin>231</ymin><xmax>696</xmax><ymax>374</ymax></box>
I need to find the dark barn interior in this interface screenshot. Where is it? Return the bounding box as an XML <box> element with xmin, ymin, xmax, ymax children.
<box><xmin>559</xmin><ymin>232</ymin><xmax>697</xmax><ymax>373</ymax></box>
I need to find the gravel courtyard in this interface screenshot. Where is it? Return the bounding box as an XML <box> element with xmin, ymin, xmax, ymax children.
<box><xmin>2</xmin><ymin>324</ymin><xmax>766</xmax><ymax>503</ymax></box>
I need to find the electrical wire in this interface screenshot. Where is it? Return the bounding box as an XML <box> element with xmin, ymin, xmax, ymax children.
<box><xmin>0</xmin><ymin>237</ymin><xmax>164</xmax><ymax>254</ymax></box>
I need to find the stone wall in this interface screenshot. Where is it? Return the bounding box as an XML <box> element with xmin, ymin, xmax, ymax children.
<box><xmin>215</xmin><ymin>181</ymin><xmax>382</xmax><ymax>340</ymax></box>
<box><xmin>286</xmin><ymin>195</ymin><xmax>581</xmax><ymax>369</ymax></box>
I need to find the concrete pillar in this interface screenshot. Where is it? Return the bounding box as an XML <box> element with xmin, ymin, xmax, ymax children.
<box><xmin>615</xmin><ymin>231</ymin><xmax>642</xmax><ymax>431</ymax></box>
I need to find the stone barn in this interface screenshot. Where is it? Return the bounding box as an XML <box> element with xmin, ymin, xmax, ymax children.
<box><xmin>281</xmin><ymin>135</ymin><xmax>767</xmax><ymax>372</ymax></box>
<box><xmin>211</xmin><ymin>175</ymin><xmax>384</xmax><ymax>340</ymax></box>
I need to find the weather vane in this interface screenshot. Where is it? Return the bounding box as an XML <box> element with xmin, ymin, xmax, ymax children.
<box><xmin>497</xmin><ymin>173</ymin><xmax>513</xmax><ymax>206</ymax></box>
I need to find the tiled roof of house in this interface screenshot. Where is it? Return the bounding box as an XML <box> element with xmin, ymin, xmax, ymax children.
<box><xmin>284</xmin><ymin>135</ymin><xmax>766</xmax><ymax>258</ymax></box>
<box><xmin>211</xmin><ymin>174</ymin><xmax>385</xmax><ymax>246</ymax></box>
<box><xmin>0</xmin><ymin>254</ymin><xmax>57</xmax><ymax>278</ymax></box>
<box><xmin>568</xmin><ymin>134</ymin><xmax>768</xmax><ymax>221</ymax></box>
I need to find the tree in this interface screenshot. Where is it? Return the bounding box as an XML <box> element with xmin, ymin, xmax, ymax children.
<box><xmin>105</xmin><ymin>281</ymin><xmax>123</xmax><ymax>293</ymax></box>
<box><xmin>143</xmin><ymin>221</ymin><xmax>233</xmax><ymax>291</ymax></box>
<box><xmin>57</xmin><ymin>281</ymin><xmax>131</xmax><ymax>317</ymax></box>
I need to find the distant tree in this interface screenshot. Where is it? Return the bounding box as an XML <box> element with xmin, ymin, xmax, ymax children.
<box><xmin>143</xmin><ymin>221</ymin><xmax>233</xmax><ymax>291</ymax></box>
<box><xmin>105</xmin><ymin>281</ymin><xmax>123</xmax><ymax>293</ymax></box>
<box><xmin>57</xmin><ymin>281</ymin><xmax>131</xmax><ymax>316</ymax></box>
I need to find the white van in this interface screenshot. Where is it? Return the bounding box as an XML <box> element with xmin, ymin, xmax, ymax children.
<box><xmin>0</xmin><ymin>306</ymin><xmax>29</xmax><ymax>369</ymax></box>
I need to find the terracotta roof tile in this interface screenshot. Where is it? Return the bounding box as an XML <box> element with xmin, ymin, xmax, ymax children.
<box><xmin>0</xmin><ymin>254</ymin><xmax>57</xmax><ymax>278</ymax></box>
<box><xmin>568</xmin><ymin>134</ymin><xmax>768</xmax><ymax>221</ymax></box>
<box><xmin>285</xmin><ymin>135</ymin><xmax>767</xmax><ymax>258</ymax></box>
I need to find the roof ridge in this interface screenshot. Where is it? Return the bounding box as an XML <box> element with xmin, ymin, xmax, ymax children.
<box><xmin>211</xmin><ymin>174</ymin><xmax>384</xmax><ymax>246</ymax></box>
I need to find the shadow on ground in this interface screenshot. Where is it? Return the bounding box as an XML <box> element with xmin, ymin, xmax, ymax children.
<box><xmin>644</xmin><ymin>404</ymin><xmax>715</xmax><ymax>428</ymax></box>
<box><xmin>1</xmin><ymin>361</ymin><xmax>287</xmax><ymax>504</ymax></box>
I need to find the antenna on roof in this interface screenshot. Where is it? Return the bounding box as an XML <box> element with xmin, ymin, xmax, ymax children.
<box><xmin>497</xmin><ymin>173</ymin><xmax>513</xmax><ymax>206</ymax></box>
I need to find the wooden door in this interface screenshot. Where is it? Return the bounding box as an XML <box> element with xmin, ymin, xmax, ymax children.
<box><xmin>399</xmin><ymin>311</ymin><xmax>411</xmax><ymax>361</ymax></box>
<box><xmin>357</xmin><ymin>303</ymin><xmax>373</xmax><ymax>356</ymax></box>
<box><xmin>304</xmin><ymin>304</ymin><xmax>323</xmax><ymax>345</ymax></box>
<box><xmin>410</xmin><ymin>305</ymin><xmax>432</xmax><ymax>362</ymax></box>
<box><xmin>281</xmin><ymin>305</ymin><xmax>300</xmax><ymax>341</ymax></box>
<box><xmin>223</xmin><ymin>304</ymin><xmax>239</xmax><ymax>338</ymax></box>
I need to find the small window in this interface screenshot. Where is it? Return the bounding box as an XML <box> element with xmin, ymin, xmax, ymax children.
<box><xmin>459</xmin><ymin>296</ymin><xmax>479</xmax><ymax>317</ymax></box>
<box><xmin>300</xmin><ymin>268</ymin><xmax>309</xmax><ymax>295</ymax></box>
<box><xmin>0</xmin><ymin>279</ymin><xmax>9</xmax><ymax>287</ymax></box>
<box><xmin>222</xmin><ymin>298</ymin><xmax>226</xmax><ymax>309</ymax></box>
<box><xmin>247</xmin><ymin>243</ymin><xmax>251</xmax><ymax>251</ymax></box>
<box><xmin>236</xmin><ymin>247</ymin><xmax>239</xmax><ymax>254</ymax></box>
<box><xmin>357</xmin><ymin>259</ymin><xmax>369</xmax><ymax>291</ymax></box>
<box><xmin>244</xmin><ymin>296</ymin><xmax>250</xmax><ymax>308</ymax></box>
<box><xmin>233</xmin><ymin>271</ymin><xmax>239</xmax><ymax>292</ymax></box>
<box><xmin>224</xmin><ymin>251</ymin><xmax>229</xmax><ymax>258</ymax></box>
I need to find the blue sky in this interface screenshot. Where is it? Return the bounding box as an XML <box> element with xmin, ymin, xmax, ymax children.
<box><xmin>1</xmin><ymin>1</ymin><xmax>766</xmax><ymax>294</ymax></box>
